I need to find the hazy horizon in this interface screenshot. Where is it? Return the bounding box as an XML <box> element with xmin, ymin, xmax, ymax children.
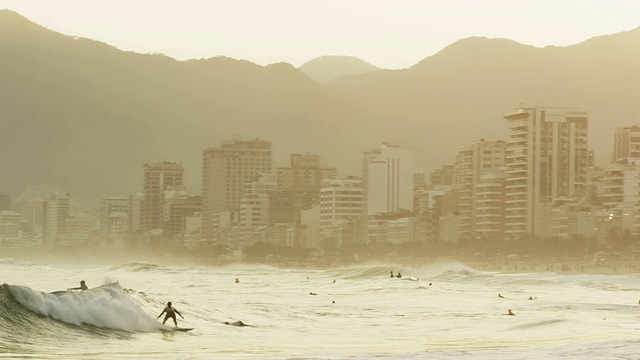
<box><xmin>1</xmin><ymin>0</ymin><xmax>639</xmax><ymax>69</ymax></box>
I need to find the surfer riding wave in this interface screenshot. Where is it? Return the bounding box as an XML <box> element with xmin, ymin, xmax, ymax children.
<box><xmin>157</xmin><ymin>301</ymin><xmax>184</xmax><ymax>327</ymax></box>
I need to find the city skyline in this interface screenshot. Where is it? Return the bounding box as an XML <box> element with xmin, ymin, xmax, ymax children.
<box><xmin>3</xmin><ymin>3</ymin><xmax>640</xmax><ymax>358</ymax></box>
<box><xmin>2</xmin><ymin>8</ymin><xmax>639</xmax><ymax>210</ymax></box>
<box><xmin>0</xmin><ymin>109</ymin><xmax>633</xmax><ymax>216</ymax></box>
<box><xmin>0</xmin><ymin>112</ymin><xmax>630</xmax><ymax>213</ymax></box>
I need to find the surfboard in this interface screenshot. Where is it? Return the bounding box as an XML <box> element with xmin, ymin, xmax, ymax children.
<box><xmin>160</xmin><ymin>327</ymin><xmax>194</xmax><ymax>332</ymax></box>
<box><xmin>174</xmin><ymin>327</ymin><xmax>193</xmax><ymax>332</ymax></box>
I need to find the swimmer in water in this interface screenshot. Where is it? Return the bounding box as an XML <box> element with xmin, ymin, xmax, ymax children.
<box><xmin>504</xmin><ymin>309</ymin><xmax>515</xmax><ymax>316</ymax></box>
<box><xmin>224</xmin><ymin>320</ymin><xmax>253</xmax><ymax>327</ymax></box>
<box><xmin>68</xmin><ymin>280</ymin><xmax>88</xmax><ymax>291</ymax></box>
<box><xmin>498</xmin><ymin>293</ymin><xmax>504</xmax><ymax>298</ymax></box>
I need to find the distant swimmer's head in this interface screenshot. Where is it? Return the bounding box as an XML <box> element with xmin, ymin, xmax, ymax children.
<box><xmin>507</xmin><ymin>309</ymin><xmax>515</xmax><ymax>316</ymax></box>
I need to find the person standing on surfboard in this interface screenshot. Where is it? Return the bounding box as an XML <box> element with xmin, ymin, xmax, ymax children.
<box><xmin>157</xmin><ymin>301</ymin><xmax>184</xmax><ymax>327</ymax></box>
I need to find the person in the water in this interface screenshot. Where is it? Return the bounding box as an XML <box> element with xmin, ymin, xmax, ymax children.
<box><xmin>157</xmin><ymin>301</ymin><xmax>184</xmax><ymax>327</ymax></box>
<box><xmin>68</xmin><ymin>280</ymin><xmax>88</xmax><ymax>291</ymax></box>
<box><xmin>396</xmin><ymin>272</ymin><xmax>402</xmax><ymax>278</ymax></box>
<box><xmin>224</xmin><ymin>320</ymin><xmax>253</xmax><ymax>327</ymax></box>
<box><xmin>504</xmin><ymin>309</ymin><xmax>515</xmax><ymax>316</ymax></box>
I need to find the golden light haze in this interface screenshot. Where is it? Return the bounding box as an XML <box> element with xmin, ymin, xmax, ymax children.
<box><xmin>0</xmin><ymin>0</ymin><xmax>639</xmax><ymax>69</ymax></box>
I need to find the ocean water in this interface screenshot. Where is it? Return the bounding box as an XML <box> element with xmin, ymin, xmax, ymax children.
<box><xmin>2</xmin><ymin>258</ymin><xmax>640</xmax><ymax>359</ymax></box>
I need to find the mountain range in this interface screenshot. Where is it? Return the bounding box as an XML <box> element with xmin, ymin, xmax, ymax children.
<box><xmin>1</xmin><ymin>9</ymin><xmax>639</xmax><ymax>210</ymax></box>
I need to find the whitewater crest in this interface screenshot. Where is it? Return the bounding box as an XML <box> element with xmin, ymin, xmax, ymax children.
<box><xmin>3</xmin><ymin>282</ymin><xmax>161</xmax><ymax>332</ymax></box>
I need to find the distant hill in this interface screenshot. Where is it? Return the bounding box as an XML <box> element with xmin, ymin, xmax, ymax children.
<box><xmin>0</xmin><ymin>10</ymin><xmax>357</xmax><ymax>208</ymax></box>
<box><xmin>1</xmin><ymin>9</ymin><xmax>640</xmax><ymax>210</ymax></box>
<box><xmin>299</xmin><ymin>56</ymin><xmax>381</xmax><ymax>83</ymax></box>
<box><xmin>326</xmin><ymin>29</ymin><xmax>640</xmax><ymax>169</ymax></box>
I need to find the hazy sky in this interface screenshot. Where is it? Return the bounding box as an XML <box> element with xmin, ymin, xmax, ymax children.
<box><xmin>1</xmin><ymin>0</ymin><xmax>639</xmax><ymax>69</ymax></box>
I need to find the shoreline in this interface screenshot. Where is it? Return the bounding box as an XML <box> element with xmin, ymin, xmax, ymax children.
<box><xmin>2</xmin><ymin>247</ymin><xmax>639</xmax><ymax>276</ymax></box>
<box><xmin>456</xmin><ymin>257</ymin><xmax>640</xmax><ymax>276</ymax></box>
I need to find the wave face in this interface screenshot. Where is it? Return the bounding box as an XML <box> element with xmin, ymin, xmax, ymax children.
<box><xmin>1</xmin><ymin>282</ymin><xmax>160</xmax><ymax>334</ymax></box>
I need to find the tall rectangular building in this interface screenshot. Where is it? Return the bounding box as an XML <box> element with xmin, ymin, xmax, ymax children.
<box><xmin>320</xmin><ymin>176</ymin><xmax>363</xmax><ymax>229</ymax></box>
<box><xmin>99</xmin><ymin>197</ymin><xmax>131</xmax><ymax>235</ymax></box>
<box><xmin>503</xmin><ymin>107</ymin><xmax>589</xmax><ymax>236</ymax></box>
<box><xmin>363</xmin><ymin>143</ymin><xmax>414</xmax><ymax>216</ymax></box>
<box><xmin>454</xmin><ymin>139</ymin><xmax>506</xmax><ymax>238</ymax></box>
<box><xmin>613</xmin><ymin>125</ymin><xmax>640</xmax><ymax>163</ymax></box>
<box><xmin>202</xmin><ymin>137</ymin><xmax>272</xmax><ymax>239</ymax></box>
<box><xmin>473</xmin><ymin>169</ymin><xmax>507</xmax><ymax>237</ymax></box>
<box><xmin>42</xmin><ymin>193</ymin><xmax>70</xmax><ymax>247</ymax></box>
<box><xmin>240</xmin><ymin>173</ymin><xmax>277</xmax><ymax>229</ymax></box>
<box><xmin>141</xmin><ymin>161</ymin><xmax>184</xmax><ymax>232</ymax></box>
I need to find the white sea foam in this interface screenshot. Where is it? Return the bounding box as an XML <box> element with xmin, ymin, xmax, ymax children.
<box><xmin>8</xmin><ymin>283</ymin><xmax>160</xmax><ymax>332</ymax></box>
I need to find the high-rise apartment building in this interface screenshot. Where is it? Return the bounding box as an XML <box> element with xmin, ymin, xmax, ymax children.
<box><xmin>141</xmin><ymin>161</ymin><xmax>184</xmax><ymax>233</ymax></box>
<box><xmin>454</xmin><ymin>139</ymin><xmax>506</xmax><ymax>238</ymax></box>
<box><xmin>319</xmin><ymin>177</ymin><xmax>364</xmax><ymax>247</ymax></box>
<box><xmin>61</xmin><ymin>212</ymin><xmax>92</xmax><ymax>246</ymax></box>
<box><xmin>473</xmin><ymin>169</ymin><xmax>507</xmax><ymax>237</ymax></box>
<box><xmin>99</xmin><ymin>197</ymin><xmax>131</xmax><ymax>236</ymax></box>
<box><xmin>240</xmin><ymin>173</ymin><xmax>277</xmax><ymax>229</ymax></box>
<box><xmin>613</xmin><ymin>125</ymin><xmax>640</xmax><ymax>163</ymax></box>
<box><xmin>363</xmin><ymin>143</ymin><xmax>414</xmax><ymax>216</ymax></box>
<box><xmin>320</xmin><ymin>176</ymin><xmax>363</xmax><ymax>229</ymax></box>
<box><xmin>602</xmin><ymin>136</ymin><xmax>640</xmax><ymax>234</ymax></box>
<box><xmin>276</xmin><ymin>154</ymin><xmax>337</xmax><ymax>193</ymax></box>
<box><xmin>600</xmin><ymin>161</ymin><xmax>640</xmax><ymax>210</ymax></box>
<box><xmin>42</xmin><ymin>193</ymin><xmax>70</xmax><ymax>247</ymax></box>
<box><xmin>0</xmin><ymin>210</ymin><xmax>21</xmax><ymax>241</ymax></box>
<box><xmin>163</xmin><ymin>190</ymin><xmax>201</xmax><ymax>238</ymax></box>
<box><xmin>268</xmin><ymin>154</ymin><xmax>338</xmax><ymax>226</ymax></box>
<box><xmin>429</xmin><ymin>165</ymin><xmax>455</xmax><ymax>186</ymax></box>
<box><xmin>503</xmin><ymin>107</ymin><xmax>589</xmax><ymax>236</ymax></box>
<box><xmin>202</xmin><ymin>137</ymin><xmax>272</xmax><ymax>239</ymax></box>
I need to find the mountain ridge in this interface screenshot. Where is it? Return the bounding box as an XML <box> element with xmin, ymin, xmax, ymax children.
<box><xmin>1</xmin><ymin>9</ymin><xmax>639</xmax><ymax>210</ymax></box>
